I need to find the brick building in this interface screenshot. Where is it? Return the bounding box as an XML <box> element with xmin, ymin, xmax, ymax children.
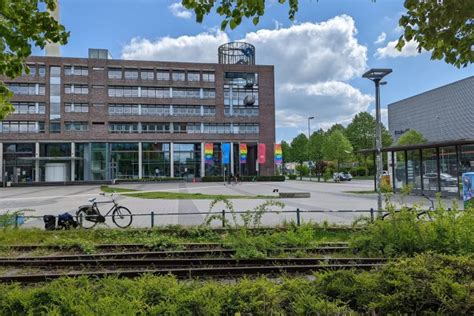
<box><xmin>0</xmin><ymin>44</ymin><xmax>276</xmax><ymax>185</ymax></box>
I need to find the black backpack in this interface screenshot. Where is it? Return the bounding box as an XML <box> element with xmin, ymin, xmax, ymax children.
<box><xmin>43</xmin><ymin>215</ymin><xmax>56</xmax><ymax>231</ymax></box>
<box><xmin>57</xmin><ymin>213</ymin><xmax>78</xmax><ymax>229</ymax></box>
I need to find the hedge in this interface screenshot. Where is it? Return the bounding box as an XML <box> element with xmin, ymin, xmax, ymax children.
<box><xmin>115</xmin><ymin>177</ymin><xmax>184</xmax><ymax>183</ymax></box>
<box><xmin>202</xmin><ymin>175</ymin><xmax>285</xmax><ymax>182</ymax></box>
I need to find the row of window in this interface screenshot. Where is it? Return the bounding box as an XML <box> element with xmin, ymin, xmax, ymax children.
<box><xmin>108</xmin><ymin>86</ymin><xmax>215</xmax><ymax>99</ymax></box>
<box><xmin>108</xmin><ymin>104</ymin><xmax>215</xmax><ymax>116</ymax></box>
<box><xmin>22</xmin><ymin>65</ymin><xmax>46</xmax><ymax>77</ymax></box>
<box><xmin>7</xmin><ymin>84</ymin><xmax>45</xmax><ymax>96</ymax></box>
<box><xmin>0</xmin><ymin>121</ymin><xmax>44</xmax><ymax>133</ymax></box>
<box><xmin>64</xmin><ymin>66</ymin><xmax>88</xmax><ymax>76</ymax></box>
<box><xmin>224</xmin><ymin>107</ymin><xmax>259</xmax><ymax>117</ymax></box>
<box><xmin>108</xmin><ymin>123</ymin><xmax>259</xmax><ymax>134</ymax></box>
<box><xmin>64</xmin><ymin>84</ymin><xmax>89</xmax><ymax>94</ymax></box>
<box><xmin>64</xmin><ymin>103</ymin><xmax>89</xmax><ymax>113</ymax></box>
<box><xmin>11</xmin><ymin>102</ymin><xmax>46</xmax><ymax>115</ymax></box>
<box><xmin>108</xmin><ymin>68</ymin><xmax>215</xmax><ymax>82</ymax></box>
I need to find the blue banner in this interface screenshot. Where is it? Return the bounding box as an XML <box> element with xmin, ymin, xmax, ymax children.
<box><xmin>222</xmin><ymin>143</ymin><xmax>231</xmax><ymax>164</ymax></box>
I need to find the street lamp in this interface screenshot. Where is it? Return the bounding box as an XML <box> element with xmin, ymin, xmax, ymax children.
<box><xmin>307</xmin><ymin>116</ymin><xmax>314</xmax><ymax>138</ymax></box>
<box><xmin>307</xmin><ymin>116</ymin><xmax>315</xmax><ymax>181</ymax></box>
<box><xmin>363</xmin><ymin>68</ymin><xmax>392</xmax><ymax>215</ymax></box>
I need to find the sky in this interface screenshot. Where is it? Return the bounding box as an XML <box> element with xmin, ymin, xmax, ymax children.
<box><xmin>34</xmin><ymin>0</ymin><xmax>473</xmax><ymax>142</ymax></box>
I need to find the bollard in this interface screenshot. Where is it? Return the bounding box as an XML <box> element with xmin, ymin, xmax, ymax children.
<box><xmin>370</xmin><ymin>208</ymin><xmax>374</xmax><ymax>223</ymax></box>
<box><xmin>151</xmin><ymin>211</ymin><xmax>155</xmax><ymax>228</ymax></box>
<box><xmin>14</xmin><ymin>214</ymin><xmax>19</xmax><ymax>228</ymax></box>
<box><xmin>221</xmin><ymin>209</ymin><xmax>226</xmax><ymax>228</ymax></box>
<box><xmin>296</xmin><ymin>208</ymin><xmax>301</xmax><ymax>226</ymax></box>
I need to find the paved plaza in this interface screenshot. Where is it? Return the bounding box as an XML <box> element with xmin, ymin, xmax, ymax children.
<box><xmin>0</xmin><ymin>180</ymin><xmax>461</xmax><ymax>228</ymax></box>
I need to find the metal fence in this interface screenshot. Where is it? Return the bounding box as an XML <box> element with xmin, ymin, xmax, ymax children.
<box><xmin>7</xmin><ymin>208</ymin><xmax>383</xmax><ymax>229</ymax></box>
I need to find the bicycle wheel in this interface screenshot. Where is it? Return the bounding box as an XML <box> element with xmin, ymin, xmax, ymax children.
<box><xmin>112</xmin><ymin>206</ymin><xmax>133</xmax><ymax>228</ymax></box>
<box><xmin>76</xmin><ymin>207</ymin><xmax>98</xmax><ymax>229</ymax></box>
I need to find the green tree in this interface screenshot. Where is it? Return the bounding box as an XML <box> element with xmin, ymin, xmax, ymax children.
<box><xmin>327</xmin><ymin>123</ymin><xmax>345</xmax><ymax>135</ymax></box>
<box><xmin>307</xmin><ymin>129</ymin><xmax>325</xmax><ymax>162</ymax></box>
<box><xmin>182</xmin><ymin>0</ymin><xmax>473</xmax><ymax>68</ymax></box>
<box><xmin>396</xmin><ymin>129</ymin><xmax>427</xmax><ymax>145</ymax></box>
<box><xmin>290</xmin><ymin>133</ymin><xmax>308</xmax><ymax>163</ymax></box>
<box><xmin>0</xmin><ymin>0</ymin><xmax>69</xmax><ymax>119</ymax></box>
<box><xmin>281</xmin><ymin>140</ymin><xmax>292</xmax><ymax>163</ymax></box>
<box><xmin>321</xmin><ymin>130</ymin><xmax>353</xmax><ymax>171</ymax></box>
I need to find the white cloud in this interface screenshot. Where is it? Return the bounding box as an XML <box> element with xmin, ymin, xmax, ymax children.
<box><xmin>121</xmin><ymin>31</ymin><xmax>229</xmax><ymax>62</ymax></box>
<box><xmin>168</xmin><ymin>2</ymin><xmax>192</xmax><ymax>19</ymax></box>
<box><xmin>375</xmin><ymin>39</ymin><xmax>423</xmax><ymax>58</ymax></box>
<box><xmin>121</xmin><ymin>15</ymin><xmax>371</xmax><ymax>136</ymax></box>
<box><xmin>374</xmin><ymin>32</ymin><xmax>386</xmax><ymax>44</ymax></box>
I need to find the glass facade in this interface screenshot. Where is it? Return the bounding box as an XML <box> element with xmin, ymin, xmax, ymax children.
<box><xmin>91</xmin><ymin>143</ymin><xmax>107</xmax><ymax>180</ymax></box>
<box><xmin>3</xmin><ymin>143</ymin><xmax>35</xmax><ymax>183</ymax></box>
<box><xmin>173</xmin><ymin>143</ymin><xmax>201</xmax><ymax>179</ymax></box>
<box><xmin>110</xmin><ymin>143</ymin><xmax>139</xmax><ymax>179</ymax></box>
<box><xmin>142</xmin><ymin>143</ymin><xmax>170</xmax><ymax>178</ymax></box>
<box><xmin>205</xmin><ymin>143</ymin><xmax>223</xmax><ymax>176</ymax></box>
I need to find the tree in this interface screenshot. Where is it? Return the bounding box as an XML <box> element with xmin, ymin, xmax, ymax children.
<box><xmin>182</xmin><ymin>0</ymin><xmax>473</xmax><ymax>68</ymax></box>
<box><xmin>327</xmin><ymin>123</ymin><xmax>345</xmax><ymax>135</ymax></box>
<box><xmin>397</xmin><ymin>0</ymin><xmax>473</xmax><ymax>68</ymax></box>
<box><xmin>290</xmin><ymin>133</ymin><xmax>308</xmax><ymax>164</ymax></box>
<box><xmin>321</xmin><ymin>130</ymin><xmax>353</xmax><ymax>171</ymax></box>
<box><xmin>396</xmin><ymin>129</ymin><xmax>427</xmax><ymax>145</ymax></box>
<box><xmin>307</xmin><ymin>129</ymin><xmax>325</xmax><ymax>162</ymax></box>
<box><xmin>0</xmin><ymin>0</ymin><xmax>69</xmax><ymax>119</ymax></box>
<box><xmin>281</xmin><ymin>140</ymin><xmax>292</xmax><ymax>163</ymax></box>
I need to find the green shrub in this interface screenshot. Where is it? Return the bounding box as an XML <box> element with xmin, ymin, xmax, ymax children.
<box><xmin>201</xmin><ymin>175</ymin><xmax>285</xmax><ymax>182</ymax></box>
<box><xmin>288</xmin><ymin>174</ymin><xmax>297</xmax><ymax>180</ymax></box>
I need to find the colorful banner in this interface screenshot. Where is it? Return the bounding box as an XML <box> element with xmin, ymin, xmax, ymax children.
<box><xmin>204</xmin><ymin>143</ymin><xmax>213</xmax><ymax>164</ymax></box>
<box><xmin>222</xmin><ymin>143</ymin><xmax>231</xmax><ymax>164</ymax></box>
<box><xmin>239</xmin><ymin>144</ymin><xmax>247</xmax><ymax>164</ymax></box>
<box><xmin>258</xmin><ymin>143</ymin><xmax>266</xmax><ymax>164</ymax></box>
<box><xmin>275</xmin><ymin>144</ymin><xmax>283</xmax><ymax>165</ymax></box>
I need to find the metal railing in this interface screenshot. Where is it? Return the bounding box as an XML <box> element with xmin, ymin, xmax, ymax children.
<box><xmin>7</xmin><ymin>208</ymin><xmax>384</xmax><ymax>229</ymax></box>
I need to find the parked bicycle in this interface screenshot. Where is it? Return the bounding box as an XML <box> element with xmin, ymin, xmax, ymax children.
<box><xmin>381</xmin><ymin>194</ymin><xmax>434</xmax><ymax>221</ymax></box>
<box><xmin>76</xmin><ymin>193</ymin><xmax>133</xmax><ymax>229</ymax></box>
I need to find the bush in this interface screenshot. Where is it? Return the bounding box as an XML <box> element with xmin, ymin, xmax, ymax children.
<box><xmin>0</xmin><ymin>254</ymin><xmax>472</xmax><ymax>314</ymax></box>
<box><xmin>115</xmin><ymin>177</ymin><xmax>183</xmax><ymax>183</ymax></box>
<box><xmin>201</xmin><ymin>175</ymin><xmax>285</xmax><ymax>182</ymax></box>
<box><xmin>288</xmin><ymin>174</ymin><xmax>297</xmax><ymax>180</ymax></box>
<box><xmin>350</xmin><ymin>166</ymin><xmax>367</xmax><ymax>176</ymax></box>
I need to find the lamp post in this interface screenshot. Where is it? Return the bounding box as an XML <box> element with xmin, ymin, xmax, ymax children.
<box><xmin>363</xmin><ymin>68</ymin><xmax>392</xmax><ymax>215</ymax></box>
<box><xmin>308</xmin><ymin>116</ymin><xmax>314</xmax><ymax>181</ymax></box>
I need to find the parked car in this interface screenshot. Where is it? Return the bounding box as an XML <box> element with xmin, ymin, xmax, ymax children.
<box><xmin>333</xmin><ymin>172</ymin><xmax>352</xmax><ymax>182</ymax></box>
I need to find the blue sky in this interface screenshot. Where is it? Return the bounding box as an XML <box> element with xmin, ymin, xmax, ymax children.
<box><xmin>36</xmin><ymin>0</ymin><xmax>473</xmax><ymax>141</ymax></box>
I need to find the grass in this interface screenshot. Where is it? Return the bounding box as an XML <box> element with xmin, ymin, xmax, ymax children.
<box><xmin>100</xmin><ymin>185</ymin><xmax>277</xmax><ymax>200</ymax></box>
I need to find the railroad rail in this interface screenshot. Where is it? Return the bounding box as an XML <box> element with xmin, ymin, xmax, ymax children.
<box><xmin>0</xmin><ymin>262</ymin><xmax>385</xmax><ymax>284</ymax></box>
<box><xmin>0</xmin><ymin>246</ymin><xmax>350</xmax><ymax>261</ymax></box>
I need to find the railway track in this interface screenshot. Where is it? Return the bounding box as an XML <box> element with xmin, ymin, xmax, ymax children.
<box><xmin>0</xmin><ymin>246</ymin><xmax>350</xmax><ymax>261</ymax></box>
<box><xmin>0</xmin><ymin>242</ymin><xmax>349</xmax><ymax>251</ymax></box>
<box><xmin>0</xmin><ymin>260</ymin><xmax>385</xmax><ymax>284</ymax></box>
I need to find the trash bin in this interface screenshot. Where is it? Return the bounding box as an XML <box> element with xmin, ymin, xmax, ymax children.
<box><xmin>381</xmin><ymin>174</ymin><xmax>391</xmax><ymax>187</ymax></box>
<box><xmin>462</xmin><ymin>172</ymin><xmax>474</xmax><ymax>209</ymax></box>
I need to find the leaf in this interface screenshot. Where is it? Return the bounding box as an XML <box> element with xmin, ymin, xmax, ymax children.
<box><xmin>252</xmin><ymin>16</ymin><xmax>260</xmax><ymax>25</ymax></box>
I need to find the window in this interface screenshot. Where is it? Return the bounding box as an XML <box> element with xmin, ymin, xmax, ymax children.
<box><xmin>108</xmin><ymin>104</ymin><xmax>139</xmax><ymax>116</ymax></box>
<box><xmin>141</xmin><ymin>105</ymin><xmax>170</xmax><ymax>116</ymax></box>
<box><xmin>141</xmin><ymin>87</ymin><xmax>170</xmax><ymax>98</ymax></box>
<box><xmin>187</xmin><ymin>72</ymin><xmax>200</xmax><ymax>82</ymax></box>
<box><xmin>157</xmin><ymin>70</ymin><xmax>170</xmax><ymax>81</ymax></box>
<box><xmin>108</xmin><ymin>68</ymin><xmax>122</xmax><ymax>79</ymax></box>
<box><xmin>202</xmin><ymin>72</ymin><xmax>215</xmax><ymax>82</ymax></box>
<box><xmin>108</xmin><ymin>123</ymin><xmax>139</xmax><ymax>133</ymax></box>
<box><xmin>0</xmin><ymin>121</ymin><xmax>44</xmax><ymax>133</ymax></box>
<box><xmin>172</xmin><ymin>71</ymin><xmax>185</xmax><ymax>81</ymax></box>
<box><xmin>49</xmin><ymin>122</ymin><xmax>61</xmax><ymax>133</ymax></box>
<box><xmin>65</xmin><ymin>122</ymin><xmax>89</xmax><ymax>131</ymax></box>
<box><xmin>124</xmin><ymin>69</ymin><xmax>139</xmax><ymax>80</ymax></box>
<box><xmin>142</xmin><ymin>123</ymin><xmax>170</xmax><ymax>133</ymax></box>
<box><xmin>172</xmin><ymin>88</ymin><xmax>200</xmax><ymax>99</ymax></box>
<box><xmin>202</xmin><ymin>89</ymin><xmax>215</xmax><ymax>99</ymax></box>
<box><xmin>7</xmin><ymin>84</ymin><xmax>42</xmax><ymax>95</ymax></box>
<box><xmin>186</xmin><ymin>123</ymin><xmax>201</xmax><ymax>134</ymax></box>
<box><xmin>173</xmin><ymin>123</ymin><xmax>187</xmax><ymax>133</ymax></box>
<box><xmin>65</xmin><ymin>103</ymin><xmax>89</xmax><ymax>113</ymax></box>
<box><xmin>38</xmin><ymin>66</ymin><xmax>46</xmax><ymax>77</ymax></box>
<box><xmin>65</xmin><ymin>66</ymin><xmax>88</xmax><ymax>76</ymax></box>
<box><xmin>108</xmin><ymin>86</ymin><xmax>139</xmax><ymax>98</ymax></box>
<box><xmin>173</xmin><ymin>106</ymin><xmax>201</xmax><ymax>116</ymax></box>
<box><xmin>11</xmin><ymin>102</ymin><xmax>41</xmax><ymax>115</ymax></box>
<box><xmin>203</xmin><ymin>106</ymin><xmax>215</xmax><ymax>116</ymax></box>
<box><xmin>65</xmin><ymin>84</ymin><xmax>88</xmax><ymax>94</ymax></box>
<box><xmin>141</xmin><ymin>70</ymin><xmax>154</xmax><ymax>80</ymax></box>
<box><xmin>24</xmin><ymin>65</ymin><xmax>36</xmax><ymax>76</ymax></box>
